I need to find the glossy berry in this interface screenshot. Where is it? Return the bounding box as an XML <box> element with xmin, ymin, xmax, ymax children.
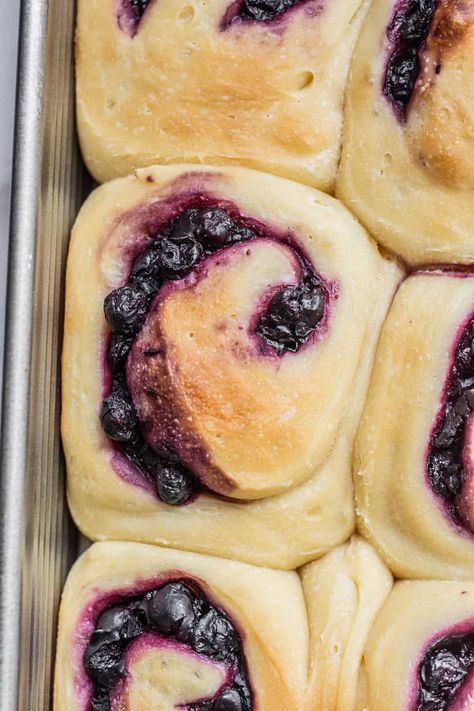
<box><xmin>169</xmin><ymin>209</ymin><xmax>200</xmax><ymax>242</ymax></box>
<box><xmin>144</xmin><ymin>582</ymin><xmax>196</xmax><ymax>638</ymax></box>
<box><xmin>96</xmin><ymin>605</ymin><xmax>143</xmax><ymax>641</ymax></box>
<box><xmin>418</xmin><ymin>633</ymin><xmax>474</xmax><ymax>710</ymax></box>
<box><xmin>192</xmin><ymin>609</ymin><xmax>239</xmax><ymax>660</ymax></box>
<box><xmin>83</xmin><ymin>632</ymin><xmax>124</xmax><ymax>689</ymax></box>
<box><xmin>130</xmin><ymin>245</ymin><xmax>163</xmax><ymax>294</ymax></box>
<box><xmin>196</xmin><ymin>208</ymin><xmax>236</xmax><ymax>248</ymax></box>
<box><xmin>100</xmin><ymin>391</ymin><xmax>137</xmax><ymax>443</ymax></box>
<box><xmin>104</xmin><ymin>285</ymin><xmax>149</xmax><ymax>334</ymax></box>
<box><xmin>157</xmin><ymin>236</ymin><xmax>203</xmax><ymax>278</ymax></box>
<box><xmin>257</xmin><ymin>279</ymin><xmax>324</xmax><ymax>353</ymax></box>
<box><xmin>213</xmin><ymin>688</ymin><xmax>245</xmax><ymax>711</ymax></box>
<box><xmin>241</xmin><ymin>0</ymin><xmax>301</xmax><ymax>22</ymax></box>
<box><xmin>129</xmin><ymin>0</ymin><xmax>149</xmax><ymax>20</ymax></box>
<box><xmin>107</xmin><ymin>333</ymin><xmax>133</xmax><ymax>369</ymax></box>
<box><xmin>156</xmin><ymin>463</ymin><xmax>198</xmax><ymax>505</ymax></box>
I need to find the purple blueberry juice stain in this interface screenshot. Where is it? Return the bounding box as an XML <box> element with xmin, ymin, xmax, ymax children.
<box><xmin>383</xmin><ymin>0</ymin><xmax>437</xmax><ymax>120</ymax></box>
<box><xmin>414</xmin><ymin>620</ymin><xmax>474</xmax><ymax>711</ymax></box>
<box><xmin>80</xmin><ymin>578</ymin><xmax>252</xmax><ymax>711</ymax></box>
<box><xmin>427</xmin><ymin>313</ymin><xmax>474</xmax><ymax>533</ymax></box>
<box><xmin>118</xmin><ymin>0</ymin><xmax>151</xmax><ymax>37</ymax></box>
<box><xmin>100</xmin><ymin>194</ymin><xmax>330</xmax><ymax>506</ymax></box>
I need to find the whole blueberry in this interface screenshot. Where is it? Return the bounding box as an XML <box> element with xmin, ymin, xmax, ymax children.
<box><xmin>104</xmin><ymin>285</ymin><xmax>149</xmax><ymax>334</ymax></box>
<box><xmin>157</xmin><ymin>237</ymin><xmax>203</xmax><ymax>278</ymax></box>
<box><xmin>192</xmin><ymin>609</ymin><xmax>238</xmax><ymax>660</ymax></box>
<box><xmin>169</xmin><ymin>209</ymin><xmax>200</xmax><ymax>242</ymax></box>
<box><xmin>83</xmin><ymin>631</ymin><xmax>124</xmax><ymax>689</ymax></box>
<box><xmin>213</xmin><ymin>688</ymin><xmax>244</xmax><ymax>711</ymax></box>
<box><xmin>421</xmin><ymin>647</ymin><xmax>467</xmax><ymax>692</ymax></box>
<box><xmin>156</xmin><ymin>463</ymin><xmax>198</xmax><ymax>505</ymax></box>
<box><xmin>100</xmin><ymin>391</ymin><xmax>137</xmax><ymax>442</ymax></box>
<box><xmin>96</xmin><ymin>605</ymin><xmax>143</xmax><ymax>641</ymax></box>
<box><xmin>428</xmin><ymin>452</ymin><xmax>463</xmax><ymax>499</ymax></box>
<box><xmin>144</xmin><ymin>582</ymin><xmax>196</xmax><ymax>638</ymax></box>
<box><xmin>107</xmin><ymin>333</ymin><xmax>133</xmax><ymax>369</ymax></box>
<box><xmin>196</xmin><ymin>208</ymin><xmax>236</xmax><ymax>248</ymax></box>
<box><xmin>130</xmin><ymin>245</ymin><xmax>163</xmax><ymax>294</ymax></box>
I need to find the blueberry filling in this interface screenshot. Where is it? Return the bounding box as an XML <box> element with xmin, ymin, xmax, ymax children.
<box><xmin>84</xmin><ymin>580</ymin><xmax>252</xmax><ymax>711</ymax></box>
<box><xmin>383</xmin><ymin>0</ymin><xmax>437</xmax><ymax>119</ymax></box>
<box><xmin>417</xmin><ymin>632</ymin><xmax>474</xmax><ymax>710</ymax></box>
<box><xmin>238</xmin><ymin>0</ymin><xmax>305</xmax><ymax>22</ymax></box>
<box><xmin>427</xmin><ymin>318</ymin><xmax>474</xmax><ymax>529</ymax></box>
<box><xmin>129</xmin><ymin>0</ymin><xmax>150</xmax><ymax>21</ymax></box>
<box><xmin>257</xmin><ymin>276</ymin><xmax>324</xmax><ymax>354</ymax></box>
<box><xmin>102</xmin><ymin>205</ymin><xmax>326</xmax><ymax>505</ymax></box>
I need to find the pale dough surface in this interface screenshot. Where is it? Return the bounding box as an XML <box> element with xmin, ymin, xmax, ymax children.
<box><xmin>62</xmin><ymin>164</ymin><xmax>401</xmax><ymax>568</ymax></box>
<box><xmin>337</xmin><ymin>0</ymin><xmax>474</xmax><ymax>265</ymax></box>
<box><xmin>76</xmin><ymin>0</ymin><xmax>368</xmax><ymax>189</ymax></box>
<box><xmin>53</xmin><ymin>538</ymin><xmax>392</xmax><ymax>710</ymax></box>
<box><xmin>364</xmin><ymin>580</ymin><xmax>474</xmax><ymax>711</ymax></box>
<box><xmin>355</xmin><ymin>272</ymin><xmax>474</xmax><ymax>579</ymax></box>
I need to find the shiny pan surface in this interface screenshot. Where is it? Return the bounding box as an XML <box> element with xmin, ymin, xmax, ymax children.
<box><xmin>0</xmin><ymin>0</ymin><xmax>89</xmax><ymax>707</ymax></box>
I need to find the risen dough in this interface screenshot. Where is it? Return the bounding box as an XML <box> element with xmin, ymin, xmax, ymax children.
<box><xmin>355</xmin><ymin>271</ymin><xmax>474</xmax><ymax>579</ymax></box>
<box><xmin>364</xmin><ymin>580</ymin><xmax>474</xmax><ymax>711</ymax></box>
<box><xmin>53</xmin><ymin>537</ymin><xmax>392</xmax><ymax>710</ymax></box>
<box><xmin>76</xmin><ymin>0</ymin><xmax>368</xmax><ymax>189</ymax></box>
<box><xmin>62</xmin><ymin>164</ymin><xmax>401</xmax><ymax>568</ymax></box>
<box><xmin>337</xmin><ymin>0</ymin><xmax>474</xmax><ymax>265</ymax></box>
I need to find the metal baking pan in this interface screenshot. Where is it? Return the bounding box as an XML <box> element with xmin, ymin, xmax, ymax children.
<box><xmin>0</xmin><ymin>0</ymin><xmax>91</xmax><ymax>707</ymax></box>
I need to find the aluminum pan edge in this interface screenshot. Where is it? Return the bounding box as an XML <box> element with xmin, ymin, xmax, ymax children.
<box><xmin>0</xmin><ymin>0</ymin><xmax>86</xmax><ymax>706</ymax></box>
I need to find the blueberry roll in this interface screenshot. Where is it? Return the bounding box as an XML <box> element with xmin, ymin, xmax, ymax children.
<box><xmin>62</xmin><ymin>165</ymin><xmax>401</xmax><ymax>568</ymax></box>
<box><xmin>53</xmin><ymin>538</ymin><xmax>392</xmax><ymax>710</ymax></box>
<box><xmin>337</xmin><ymin>0</ymin><xmax>474</xmax><ymax>265</ymax></box>
<box><xmin>355</xmin><ymin>271</ymin><xmax>474</xmax><ymax>579</ymax></box>
<box><xmin>364</xmin><ymin>580</ymin><xmax>474</xmax><ymax>711</ymax></box>
<box><xmin>76</xmin><ymin>0</ymin><xmax>369</xmax><ymax>189</ymax></box>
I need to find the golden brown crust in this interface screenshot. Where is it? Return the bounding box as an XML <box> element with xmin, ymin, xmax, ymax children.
<box><xmin>76</xmin><ymin>0</ymin><xmax>368</xmax><ymax>188</ymax></box>
<box><xmin>337</xmin><ymin>0</ymin><xmax>474</xmax><ymax>265</ymax></box>
<box><xmin>62</xmin><ymin>164</ymin><xmax>401</xmax><ymax>567</ymax></box>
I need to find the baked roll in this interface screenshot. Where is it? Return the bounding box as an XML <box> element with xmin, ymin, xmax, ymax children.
<box><xmin>365</xmin><ymin>580</ymin><xmax>474</xmax><ymax>711</ymax></box>
<box><xmin>62</xmin><ymin>164</ymin><xmax>401</xmax><ymax>568</ymax></box>
<box><xmin>337</xmin><ymin>0</ymin><xmax>474</xmax><ymax>265</ymax></box>
<box><xmin>76</xmin><ymin>0</ymin><xmax>369</xmax><ymax>189</ymax></box>
<box><xmin>355</xmin><ymin>271</ymin><xmax>474</xmax><ymax>579</ymax></box>
<box><xmin>53</xmin><ymin>537</ymin><xmax>392</xmax><ymax>711</ymax></box>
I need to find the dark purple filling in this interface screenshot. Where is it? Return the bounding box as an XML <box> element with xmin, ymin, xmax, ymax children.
<box><xmin>383</xmin><ymin>0</ymin><xmax>437</xmax><ymax>120</ymax></box>
<box><xmin>427</xmin><ymin>317</ymin><xmax>474</xmax><ymax>530</ymax></box>
<box><xmin>129</xmin><ymin>0</ymin><xmax>149</xmax><ymax>20</ymax></box>
<box><xmin>84</xmin><ymin>579</ymin><xmax>252</xmax><ymax>711</ymax></box>
<box><xmin>237</xmin><ymin>0</ymin><xmax>305</xmax><ymax>21</ymax></box>
<box><xmin>417</xmin><ymin>632</ymin><xmax>474</xmax><ymax>710</ymax></box>
<box><xmin>101</xmin><ymin>204</ymin><xmax>326</xmax><ymax>506</ymax></box>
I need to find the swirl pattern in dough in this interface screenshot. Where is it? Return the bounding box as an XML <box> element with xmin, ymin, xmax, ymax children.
<box><xmin>76</xmin><ymin>0</ymin><xmax>369</xmax><ymax>189</ymax></box>
<box><xmin>62</xmin><ymin>164</ymin><xmax>401</xmax><ymax>568</ymax></box>
<box><xmin>365</xmin><ymin>580</ymin><xmax>474</xmax><ymax>711</ymax></box>
<box><xmin>53</xmin><ymin>537</ymin><xmax>392</xmax><ymax>711</ymax></box>
<box><xmin>337</xmin><ymin>0</ymin><xmax>474</xmax><ymax>265</ymax></box>
<box><xmin>355</xmin><ymin>270</ymin><xmax>474</xmax><ymax>579</ymax></box>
